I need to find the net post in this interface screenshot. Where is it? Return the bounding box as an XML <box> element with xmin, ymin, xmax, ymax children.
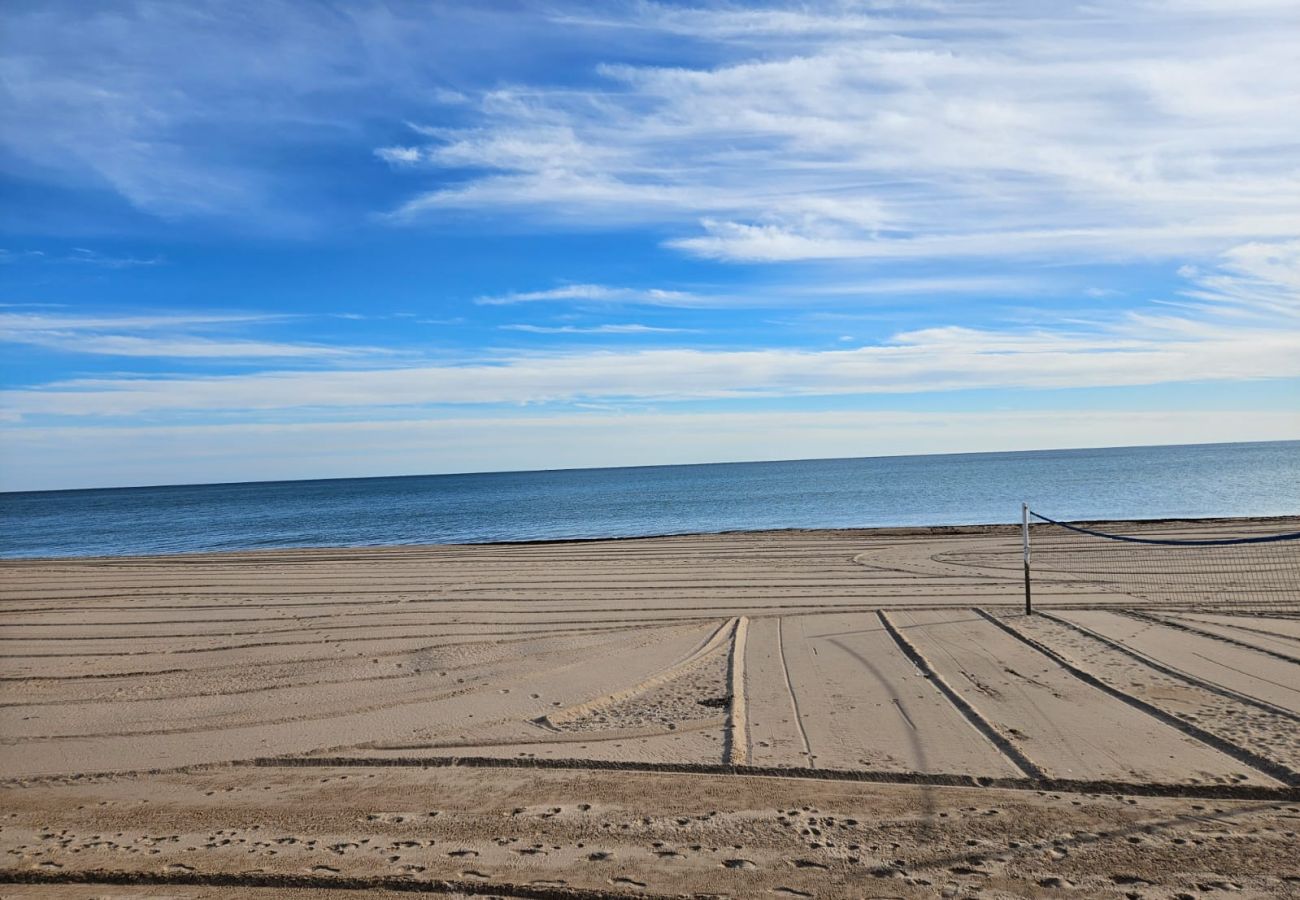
<box><xmin>1022</xmin><ymin>502</ymin><xmax>1032</xmax><ymax>615</ymax></box>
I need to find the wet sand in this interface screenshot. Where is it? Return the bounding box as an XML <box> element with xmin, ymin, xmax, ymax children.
<box><xmin>2</xmin><ymin>519</ymin><xmax>1298</xmax><ymax>897</ymax></box>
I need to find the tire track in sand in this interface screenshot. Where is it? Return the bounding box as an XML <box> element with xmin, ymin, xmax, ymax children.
<box><xmin>975</xmin><ymin>609</ymin><xmax>1298</xmax><ymax>786</ymax></box>
<box><xmin>1037</xmin><ymin>611</ymin><xmax>1300</xmax><ymax>724</ymax></box>
<box><xmin>1120</xmin><ymin>609</ymin><xmax>1300</xmax><ymax>666</ymax></box>
<box><xmin>776</xmin><ymin>617</ymin><xmax>814</xmax><ymax>768</ymax></box>
<box><xmin>876</xmin><ymin>610</ymin><xmax>1044</xmax><ymax>778</ymax></box>
<box><xmin>724</xmin><ymin>616</ymin><xmax>749</xmax><ymax>765</ymax></box>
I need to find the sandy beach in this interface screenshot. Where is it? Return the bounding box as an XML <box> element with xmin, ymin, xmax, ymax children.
<box><xmin>2</xmin><ymin>520</ymin><xmax>1298</xmax><ymax>898</ymax></box>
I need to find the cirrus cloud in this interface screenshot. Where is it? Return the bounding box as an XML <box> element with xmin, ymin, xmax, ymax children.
<box><xmin>386</xmin><ymin>1</ymin><xmax>1300</xmax><ymax>265</ymax></box>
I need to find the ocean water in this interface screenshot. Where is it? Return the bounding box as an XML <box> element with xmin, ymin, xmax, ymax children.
<box><xmin>1</xmin><ymin>441</ymin><xmax>1297</xmax><ymax>559</ymax></box>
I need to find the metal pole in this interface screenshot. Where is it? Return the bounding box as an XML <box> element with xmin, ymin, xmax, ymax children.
<box><xmin>1022</xmin><ymin>502</ymin><xmax>1032</xmax><ymax>615</ymax></box>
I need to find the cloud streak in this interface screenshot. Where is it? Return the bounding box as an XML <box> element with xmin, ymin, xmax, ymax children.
<box><xmin>475</xmin><ymin>275</ymin><xmax>1043</xmax><ymax>309</ymax></box>
<box><xmin>501</xmin><ymin>323</ymin><xmax>692</xmax><ymax>334</ymax></box>
<box><xmin>387</xmin><ymin>1</ymin><xmax>1300</xmax><ymax>264</ymax></box>
<box><xmin>7</xmin><ymin>312</ymin><xmax>1296</xmax><ymax>419</ymax></box>
<box><xmin>5</xmin><ymin>238</ymin><xmax>1297</xmax><ymax>419</ymax></box>
<box><xmin>0</xmin><ymin>311</ymin><xmax>378</xmax><ymax>360</ymax></box>
<box><xmin>476</xmin><ymin>284</ymin><xmax>701</xmax><ymax>306</ymax></box>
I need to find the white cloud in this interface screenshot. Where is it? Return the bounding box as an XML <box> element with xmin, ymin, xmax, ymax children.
<box><xmin>375</xmin><ymin>146</ymin><xmax>423</xmax><ymax>166</ymax></box>
<box><xmin>0</xmin><ymin>1</ymin><xmax>495</xmax><ymax>224</ymax></box>
<box><xmin>1179</xmin><ymin>240</ymin><xmax>1300</xmax><ymax>317</ymax></box>
<box><xmin>0</xmin><ymin>311</ymin><xmax>375</xmax><ymax>360</ymax></box>
<box><xmin>476</xmin><ymin>276</ymin><xmax>1036</xmax><ymax>309</ymax></box>
<box><xmin>64</xmin><ymin>248</ymin><xmax>161</xmax><ymax>268</ymax></box>
<box><xmin>501</xmin><ymin>323</ymin><xmax>692</xmax><ymax>334</ymax></box>
<box><xmin>0</xmin><ymin>248</ymin><xmax>160</xmax><ymax>267</ymax></box>
<box><xmin>5</xmin><ymin>333</ymin><xmax>365</xmax><ymax>360</ymax></box>
<box><xmin>668</xmin><ymin>219</ymin><xmax>1300</xmax><ymax>264</ymax></box>
<box><xmin>4</xmin><ymin>239</ymin><xmax>1296</xmax><ymax>420</ymax></box>
<box><xmin>551</xmin><ymin>5</ymin><xmax>936</xmax><ymax>40</ymax></box>
<box><xmin>432</xmin><ymin>88</ymin><xmax>470</xmax><ymax>105</ymax></box>
<box><xmin>476</xmin><ymin>284</ymin><xmax>702</xmax><ymax>306</ymax></box>
<box><xmin>385</xmin><ymin>1</ymin><xmax>1300</xmax><ymax>264</ymax></box>
<box><xmin>0</xmin><ymin>249</ymin><xmax>47</xmax><ymax>263</ymax></box>
<box><xmin>0</xmin><ymin>311</ymin><xmax>275</xmax><ymax>332</ymax></box>
<box><xmin>6</xmin><ymin>307</ymin><xmax>1296</xmax><ymax>419</ymax></box>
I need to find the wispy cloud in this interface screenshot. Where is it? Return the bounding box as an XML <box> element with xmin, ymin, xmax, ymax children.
<box><xmin>476</xmin><ymin>284</ymin><xmax>702</xmax><ymax>306</ymax></box>
<box><xmin>0</xmin><ymin>1</ymin><xmax>504</xmax><ymax>225</ymax></box>
<box><xmin>5</xmin><ymin>332</ymin><xmax>367</xmax><ymax>360</ymax></box>
<box><xmin>475</xmin><ymin>276</ymin><xmax>1035</xmax><ymax>309</ymax></box>
<box><xmin>1</xmin><ymin>248</ymin><xmax>160</xmax><ymax>267</ymax></box>
<box><xmin>0</xmin><ymin>312</ymin><xmax>273</xmax><ymax>331</ymax></box>
<box><xmin>501</xmin><ymin>323</ymin><xmax>692</xmax><ymax>334</ymax></box>
<box><xmin>385</xmin><ymin>1</ymin><xmax>1300</xmax><ymax>264</ymax></box>
<box><xmin>0</xmin><ymin>250</ymin><xmax>47</xmax><ymax>264</ymax></box>
<box><xmin>8</xmin><ymin>305</ymin><xmax>1296</xmax><ymax>420</ymax></box>
<box><xmin>63</xmin><ymin>248</ymin><xmax>162</xmax><ymax>268</ymax></box>
<box><xmin>7</xmin><ymin>238</ymin><xmax>1294</xmax><ymax>419</ymax></box>
<box><xmin>0</xmin><ymin>311</ymin><xmax>376</xmax><ymax>360</ymax></box>
<box><xmin>1175</xmin><ymin>239</ymin><xmax>1300</xmax><ymax>320</ymax></box>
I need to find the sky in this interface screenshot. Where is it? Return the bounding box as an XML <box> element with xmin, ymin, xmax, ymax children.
<box><xmin>2</xmin><ymin>0</ymin><xmax>1298</xmax><ymax>491</ymax></box>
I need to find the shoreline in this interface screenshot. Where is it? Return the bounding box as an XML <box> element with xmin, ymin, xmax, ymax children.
<box><xmin>2</xmin><ymin>512</ymin><xmax>1297</xmax><ymax>564</ymax></box>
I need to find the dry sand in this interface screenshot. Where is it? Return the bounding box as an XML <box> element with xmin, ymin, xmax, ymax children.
<box><xmin>2</xmin><ymin>520</ymin><xmax>1298</xmax><ymax>898</ymax></box>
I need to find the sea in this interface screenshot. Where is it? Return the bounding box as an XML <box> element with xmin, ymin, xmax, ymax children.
<box><xmin>1</xmin><ymin>440</ymin><xmax>1297</xmax><ymax>559</ymax></box>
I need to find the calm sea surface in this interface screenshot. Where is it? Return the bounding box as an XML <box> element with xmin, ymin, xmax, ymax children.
<box><xmin>1</xmin><ymin>441</ymin><xmax>1297</xmax><ymax>559</ymax></box>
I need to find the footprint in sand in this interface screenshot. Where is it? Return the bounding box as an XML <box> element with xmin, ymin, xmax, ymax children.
<box><xmin>722</xmin><ymin>859</ymin><xmax>757</xmax><ymax>869</ymax></box>
<box><xmin>310</xmin><ymin>865</ymin><xmax>341</xmax><ymax>874</ymax></box>
<box><xmin>610</xmin><ymin>876</ymin><xmax>647</xmax><ymax>888</ymax></box>
<box><xmin>448</xmin><ymin>849</ymin><xmax>479</xmax><ymax>858</ymax></box>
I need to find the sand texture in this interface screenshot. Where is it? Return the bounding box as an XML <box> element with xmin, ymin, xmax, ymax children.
<box><xmin>2</xmin><ymin>519</ymin><xmax>1298</xmax><ymax>898</ymax></box>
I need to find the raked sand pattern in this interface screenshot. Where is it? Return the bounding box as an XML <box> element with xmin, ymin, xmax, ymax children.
<box><xmin>2</xmin><ymin>520</ymin><xmax>1298</xmax><ymax>898</ymax></box>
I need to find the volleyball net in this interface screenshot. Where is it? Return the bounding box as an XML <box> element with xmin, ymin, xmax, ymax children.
<box><xmin>1023</xmin><ymin>510</ymin><xmax>1300</xmax><ymax>615</ymax></box>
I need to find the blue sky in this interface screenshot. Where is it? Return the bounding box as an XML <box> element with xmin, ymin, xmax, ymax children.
<box><xmin>2</xmin><ymin>0</ymin><xmax>1298</xmax><ymax>490</ymax></box>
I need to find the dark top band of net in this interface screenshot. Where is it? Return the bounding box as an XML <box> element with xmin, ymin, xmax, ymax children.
<box><xmin>1029</xmin><ymin>512</ymin><xmax>1300</xmax><ymax>546</ymax></box>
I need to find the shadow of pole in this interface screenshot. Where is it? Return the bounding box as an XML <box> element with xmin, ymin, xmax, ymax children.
<box><xmin>823</xmin><ymin>635</ymin><xmax>938</xmax><ymax>840</ymax></box>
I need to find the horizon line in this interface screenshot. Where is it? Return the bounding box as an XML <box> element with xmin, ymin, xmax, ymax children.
<box><xmin>4</xmin><ymin>437</ymin><xmax>1296</xmax><ymax>497</ymax></box>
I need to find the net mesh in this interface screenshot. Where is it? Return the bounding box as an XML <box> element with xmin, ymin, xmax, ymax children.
<box><xmin>1026</xmin><ymin>513</ymin><xmax>1300</xmax><ymax>615</ymax></box>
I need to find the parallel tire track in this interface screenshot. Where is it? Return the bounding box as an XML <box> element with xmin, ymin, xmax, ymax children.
<box><xmin>1038</xmin><ymin>611</ymin><xmax>1300</xmax><ymax>724</ymax></box>
<box><xmin>876</xmin><ymin>610</ymin><xmax>1044</xmax><ymax>779</ymax></box>
<box><xmin>1118</xmin><ymin>609</ymin><xmax>1300</xmax><ymax>666</ymax></box>
<box><xmin>775</xmin><ymin>616</ymin><xmax>814</xmax><ymax>767</ymax></box>
<box><xmin>724</xmin><ymin>616</ymin><xmax>749</xmax><ymax>766</ymax></box>
<box><xmin>974</xmin><ymin>609</ymin><xmax>1299</xmax><ymax>787</ymax></box>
